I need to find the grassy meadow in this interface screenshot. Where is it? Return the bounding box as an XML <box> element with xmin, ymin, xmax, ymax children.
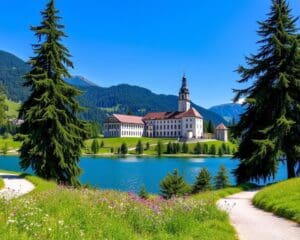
<box><xmin>0</xmin><ymin>171</ymin><xmax>241</xmax><ymax>240</ymax></box>
<box><xmin>253</xmin><ymin>178</ymin><xmax>300</xmax><ymax>223</ymax></box>
<box><xmin>0</xmin><ymin>177</ymin><xmax>4</xmax><ymax>190</ymax></box>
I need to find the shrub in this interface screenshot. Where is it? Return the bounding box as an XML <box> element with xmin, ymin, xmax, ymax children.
<box><xmin>110</xmin><ymin>147</ymin><xmax>114</xmax><ymax>153</ymax></box>
<box><xmin>2</xmin><ymin>142</ymin><xmax>8</xmax><ymax>155</ymax></box>
<box><xmin>218</xmin><ymin>147</ymin><xmax>224</xmax><ymax>156</ymax></box>
<box><xmin>194</xmin><ymin>142</ymin><xmax>202</xmax><ymax>154</ymax></box>
<box><xmin>145</xmin><ymin>142</ymin><xmax>150</xmax><ymax>150</ymax></box>
<box><xmin>100</xmin><ymin>141</ymin><xmax>104</xmax><ymax>148</ymax></box>
<box><xmin>120</xmin><ymin>143</ymin><xmax>128</xmax><ymax>154</ymax></box>
<box><xmin>138</xmin><ymin>185</ymin><xmax>149</xmax><ymax>199</ymax></box>
<box><xmin>203</xmin><ymin>143</ymin><xmax>209</xmax><ymax>154</ymax></box>
<box><xmin>160</xmin><ymin>169</ymin><xmax>190</xmax><ymax>199</ymax></box>
<box><xmin>156</xmin><ymin>141</ymin><xmax>163</xmax><ymax>156</ymax></box>
<box><xmin>135</xmin><ymin>140</ymin><xmax>144</xmax><ymax>154</ymax></box>
<box><xmin>166</xmin><ymin>142</ymin><xmax>173</xmax><ymax>154</ymax></box>
<box><xmin>209</xmin><ymin>144</ymin><xmax>217</xmax><ymax>155</ymax></box>
<box><xmin>173</xmin><ymin>143</ymin><xmax>179</xmax><ymax>153</ymax></box>
<box><xmin>182</xmin><ymin>142</ymin><xmax>189</xmax><ymax>153</ymax></box>
<box><xmin>91</xmin><ymin>139</ymin><xmax>100</xmax><ymax>154</ymax></box>
<box><xmin>214</xmin><ymin>165</ymin><xmax>230</xmax><ymax>189</ymax></box>
<box><xmin>192</xmin><ymin>168</ymin><xmax>212</xmax><ymax>193</ymax></box>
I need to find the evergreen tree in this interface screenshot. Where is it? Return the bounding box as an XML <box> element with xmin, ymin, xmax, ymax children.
<box><xmin>172</xmin><ymin>142</ymin><xmax>178</xmax><ymax>153</ymax></box>
<box><xmin>209</xmin><ymin>144</ymin><xmax>217</xmax><ymax>155</ymax></box>
<box><xmin>182</xmin><ymin>142</ymin><xmax>189</xmax><ymax>153</ymax></box>
<box><xmin>100</xmin><ymin>141</ymin><xmax>104</xmax><ymax>148</ymax></box>
<box><xmin>138</xmin><ymin>185</ymin><xmax>149</xmax><ymax>199</ymax></box>
<box><xmin>203</xmin><ymin>143</ymin><xmax>209</xmax><ymax>154</ymax></box>
<box><xmin>192</xmin><ymin>168</ymin><xmax>212</xmax><ymax>193</ymax></box>
<box><xmin>221</xmin><ymin>143</ymin><xmax>227</xmax><ymax>153</ymax></box>
<box><xmin>166</xmin><ymin>142</ymin><xmax>173</xmax><ymax>154</ymax></box>
<box><xmin>176</xmin><ymin>143</ymin><xmax>181</xmax><ymax>153</ymax></box>
<box><xmin>91</xmin><ymin>139</ymin><xmax>100</xmax><ymax>154</ymax></box>
<box><xmin>135</xmin><ymin>140</ymin><xmax>144</xmax><ymax>154</ymax></box>
<box><xmin>218</xmin><ymin>147</ymin><xmax>224</xmax><ymax>157</ymax></box>
<box><xmin>19</xmin><ymin>0</ymin><xmax>88</xmax><ymax>186</ymax></box>
<box><xmin>233</xmin><ymin>0</ymin><xmax>300</xmax><ymax>182</ymax></box>
<box><xmin>160</xmin><ymin>169</ymin><xmax>190</xmax><ymax>199</ymax></box>
<box><xmin>214</xmin><ymin>165</ymin><xmax>230</xmax><ymax>189</ymax></box>
<box><xmin>120</xmin><ymin>143</ymin><xmax>128</xmax><ymax>154</ymax></box>
<box><xmin>145</xmin><ymin>142</ymin><xmax>150</xmax><ymax>150</ymax></box>
<box><xmin>194</xmin><ymin>142</ymin><xmax>202</xmax><ymax>154</ymax></box>
<box><xmin>207</xmin><ymin>120</ymin><xmax>215</xmax><ymax>134</ymax></box>
<box><xmin>156</xmin><ymin>141</ymin><xmax>163</xmax><ymax>156</ymax></box>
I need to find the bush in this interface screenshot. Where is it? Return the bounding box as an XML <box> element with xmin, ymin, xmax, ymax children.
<box><xmin>100</xmin><ymin>141</ymin><xmax>104</xmax><ymax>148</ymax></box>
<box><xmin>166</xmin><ymin>142</ymin><xmax>173</xmax><ymax>154</ymax></box>
<box><xmin>214</xmin><ymin>165</ymin><xmax>230</xmax><ymax>189</ymax></box>
<box><xmin>135</xmin><ymin>140</ymin><xmax>144</xmax><ymax>154</ymax></box>
<box><xmin>203</xmin><ymin>143</ymin><xmax>209</xmax><ymax>154</ymax></box>
<box><xmin>218</xmin><ymin>147</ymin><xmax>224</xmax><ymax>156</ymax></box>
<box><xmin>138</xmin><ymin>185</ymin><xmax>149</xmax><ymax>199</ymax></box>
<box><xmin>145</xmin><ymin>142</ymin><xmax>150</xmax><ymax>150</ymax></box>
<box><xmin>91</xmin><ymin>139</ymin><xmax>100</xmax><ymax>154</ymax></box>
<box><xmin>194</xmin><ymin>142</ymin><xmax>202</xmax><ymax>154</ymax></box>
<box><xmin>1</xmin><ymin>142</ymin><xmax>8</xmax><ymax>155</ymax></box>
<box><xmin>120</xmin><ymin>143</ymin><xmax>128</xmax><ymax>154</ymax></box>
<box><xmin>156</xmin><ymin>141</ymin><xmax>163</xmax><ymax>156</ymax></box>
<box><xmin>192</xmin><ymin>168</ymin><xmax>212</xmax><ymax>193</ymax></box>
<box><xmin>182</xmin><ymin>142</ymin><xmax>189</xmax><ymax>153</ymax></box>
<box><xmin>160</xmin><ymin>169</ymin><xmax>190</xmax><ymax>199</ymax></box>
<box><xmin>209</xmin><ymin>144</ymin><xmax>217</xmax><ymax>155</ymax></box>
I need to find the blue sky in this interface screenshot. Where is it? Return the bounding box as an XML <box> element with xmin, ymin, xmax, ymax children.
<box><xmin>0</xmin><ymin>0</ymin><xmax>299</xmax><ymax>108</ymax></box>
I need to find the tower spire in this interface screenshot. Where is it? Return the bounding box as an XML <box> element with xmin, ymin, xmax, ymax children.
<box><xmin>178</xmin><ymin>75</ymin><xmax>191</xmax><ymax>112</ymax></box>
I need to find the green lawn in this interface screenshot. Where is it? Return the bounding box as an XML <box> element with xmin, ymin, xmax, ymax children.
<box><xmin>253</xmin><ymin>178</ymin><xmax>300</xmax><ymax>223</ymax></box>
<box><xmin>0</xmin><ymin>171</ymin><xmax>241</xmax><ymax>240</ymax></box>
<box><xmin>0</xmin><ymin>137</ymin><xmax>21</xmax><ymax>153</ymax></box>
<box><xmin>0</xmin><ymin>177</ymin><xmax>4</xmax><ymax>190</ymax></box>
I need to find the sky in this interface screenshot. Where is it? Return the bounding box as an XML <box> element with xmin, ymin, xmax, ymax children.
<box><xmin>0</xmin><ymin>0</ymin><xmax>299</xmax><ymax>108</ymax></box>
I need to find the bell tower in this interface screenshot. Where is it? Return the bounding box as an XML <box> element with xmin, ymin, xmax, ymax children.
<box><xmin>178</xmin><ymin>75</ymin><xmax>191</xmax><ymax>112</ymax></box>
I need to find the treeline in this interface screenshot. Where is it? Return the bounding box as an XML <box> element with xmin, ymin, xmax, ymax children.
<box><xmin>139</xmin><ymin>165</ymin><xmax>230</xmax><ymax>199</ymax></box>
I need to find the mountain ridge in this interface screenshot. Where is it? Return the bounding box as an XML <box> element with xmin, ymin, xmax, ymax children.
<box><xmin>0</xmin><ymin>49</ymin><xmax>227</xmax><ymax>125</ymax></box>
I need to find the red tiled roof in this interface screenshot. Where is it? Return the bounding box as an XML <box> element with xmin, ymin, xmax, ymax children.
<box><xmin>113</xmin><ymin>114</ymin><xmax>144</xmax><ymax>124</ymax></box>
<box><xmin>216</xmin><ymin>123</ymin><xmax>227</xmax><ymax>130</ymax></box>
<box><xmin>143</xmin><ymin>107</ymin><xmax>202</xmax><ymax>120</ymax></box>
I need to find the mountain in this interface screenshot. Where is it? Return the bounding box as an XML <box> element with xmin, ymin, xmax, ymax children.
<box><xmin>0</xmin><ymin>50</ymin><xmax>227</xmax><ymax>125</ymax></box>
<box><xmin>78</xmin><ymin>84</ymin><xmax>227</xmax><ymax>125</ymax></box>
<box><xmin>64</xmin><ymin>76</ymin><xmax>99</xmax><ymax>87</ymax></box>
<box><xmin>209</xmin><ymin>103</ymin><xmax>246</xmax><ymax>124</ymax></box>
<box><xmin>0</xmin><ymin>50</ymin><xmax>30</xmax><ymax>102</ymax></box>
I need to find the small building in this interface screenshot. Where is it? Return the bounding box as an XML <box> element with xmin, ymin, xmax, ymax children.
<box><xmin>215</xmin><ymin>123</ymin><xmax>228</xmax><ymax>142</ymax></box>
<box><xmin>103</xmin><ymin>114</ymin><xmax>144</xmax><ymax>137</ymax></box>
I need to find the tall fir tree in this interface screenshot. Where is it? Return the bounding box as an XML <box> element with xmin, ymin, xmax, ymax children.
<box><xmin>19</xmin><ymin>0</ymin><xmax>88</xmax><ymax>186</ymax></box>
<box><xmin>233</xmin><ymin>0</ymin><xmax>300</xmax><ymax>182</ymax></box>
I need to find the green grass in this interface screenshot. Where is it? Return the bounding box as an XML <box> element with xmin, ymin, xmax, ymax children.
<box><xmin>253</xmin><ymin>178</ymin><xmax>300</xmax><ymax>223</ymax></box>
<box><xmin>0</xmin><ymin>172</ymin><xmax>240</xmax><ymax>240</ymax></box>
<box><xmin>0</xmin><ymin>137</ymin><xmax>21</xmax><ymax>153</ymax></box>
<box><xmin>0</xmin><ymin>177</ymin><xmax>4</xmax><ymax>190</ymax></box>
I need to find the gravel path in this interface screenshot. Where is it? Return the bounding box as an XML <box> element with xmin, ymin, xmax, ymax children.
<box><xmin>0</xmin><ymin>173</ymin><xmax>35</xmax><ymax>200</ymax></box>
<box><xmin>217</xmin><ymin>191</ymin><xmax>300</xmax><ymax>240</ymax></box>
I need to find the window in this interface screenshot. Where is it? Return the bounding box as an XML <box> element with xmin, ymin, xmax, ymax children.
<box><xmin>186</xmin><ymin>124</ymin><xmax>188</xmax><ymax>128</ymax></box>
<box><xmin>190</xmin><ymin>124</ymin><xmax>192</xmax><ymax>128</ymax></box>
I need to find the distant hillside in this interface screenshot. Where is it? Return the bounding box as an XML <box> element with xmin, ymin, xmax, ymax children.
<box><xmin>0</xmin><ymin>50</ymin><xmax>227</xmax><ymax>125</ymax></box>
<box><xmin>209</xmin><ymin>103</ymin><xmax>246</xmax><ymax>123</ymax></box>
<box><xmin>78</xmin><ymin>84</ymin><xmax>227</xmax><ymax>125</ymax></box>
<box><xmin>0</xmin><ymin>50</ymin><xmax>30</xmax><ymax>102</ymax></box>
<box><xmin>64</xmin><ymin>76</ymin><xmax>99</xmax><ymax>87</ymax></box>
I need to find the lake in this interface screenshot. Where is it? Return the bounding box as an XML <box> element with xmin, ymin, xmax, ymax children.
<box><xmin>0</xmin><ymin>155</ymin><xmax>287</xmax><ymax>193</ymax></box>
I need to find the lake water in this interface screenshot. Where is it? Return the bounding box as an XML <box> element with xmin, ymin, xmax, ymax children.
<box><xmin>0</xmin><ymin>155</ymin><xmax>287</xmax><ymax>193</ymax></box>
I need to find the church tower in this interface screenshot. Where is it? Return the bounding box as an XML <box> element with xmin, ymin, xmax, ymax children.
<box><xmin>178</xmin><ymin>75</ymin><xmax>191</xmax><ymax>112</ymax></box>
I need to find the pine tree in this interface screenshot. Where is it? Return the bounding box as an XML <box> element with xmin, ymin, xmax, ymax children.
<box><xmin>207</xmin><ymin>120</ymin><xmax>215</xmax><ymax>134</ymax></box>
<box><xmin>91</xmin><ymin>139</ymin><xmax>100</xmax><ymax>154</ymax></box>
<box><xmin>218</xmin><ymin>147</ymin><xmax>224</xmax><ymax>157</ymax></box>
<box><xmin>156</xmin><ymin>141</ymin><xmax>163</xmax><ymax>156</ymax></box>
<box><xmin>19</xmin><ymin>0</ymin><xmax>88</xmax><ymax>186</ymax></box>
<box><xmin>209</xmin><ymin>144</ymin><xmax>217</xmax><ymax>155</ymax></box>
<box><xmin>194</xmin><ymin>142</ymin><xmax>202</xmax><ymax>154</ymax></box>
<box><xmin>138</xmin><ymin>185</ymin><xmax>149</xmax><ymax>199</ymax></box>
<box><xmin>182</xmin><ymin>142</ymin><xmax>189</xmax><ymax>153</ymax></box>
<box><xmin>160</xmin><ymin>169</ymin><xmax>190</xmax><ymax>199</ymax></box>
<box><xmin>135</xmin><ymin>140</ymin><xmax>144</xmax><ymax>154</ymax></box>
<box><xmin>166</xmin><ymin>142</ymin><xmax>173</xmax><ymax>154</ymax></box>
<box><xmin>145</xmin><ymin>142</ymin><xmax>150</xmax><ymax>150</ymax></box>
<box><xmin>203</xmin><ymin>143</ymin><xmax>209</xmax><ymax>154</ymax></box>
<box><xmin>233</xmin><ymin>0</ymin><xmax>300</xmax><ymax>182</ymax></box>
<box><xmin>214</xmin><ymin>165</ymin><xmax>230</xmax><ymax>189</ymax></box>
<box><xmin>192</xmin><ymin>168</ymin><xmax>212</xmax><ymax>193</ymax></box>
<box><xmin>120</xmin><ymin>143</ymin><xmax>128</xmax><ymax>154</ymax></box>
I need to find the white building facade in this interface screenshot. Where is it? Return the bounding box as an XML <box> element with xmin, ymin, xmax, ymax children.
<box><xmin>103</xmin><ymin>76</ymin><xmax>204</xmax><ymax>139</ymax></box>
